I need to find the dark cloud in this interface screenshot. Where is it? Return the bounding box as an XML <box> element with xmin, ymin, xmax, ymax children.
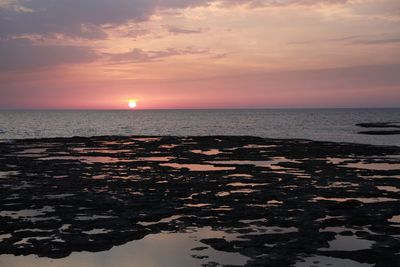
<box><xmin>0</xmin><ymin>0</ymin><xmax>155</xmax><ymax>39</ymax></box>
<box><xmin>106</xmin><ymin>47</ymin><xmax>208</xmax><ymax>63</ymax></box>
<box><xmin>158</xmin><ymin>0</ymin><xmax>212</xmax><ymax>9</ymax></box>
<box><xmin>0</xmin><ymin>38</ymin><xmax>98</xmax><ymax>71</ymax></box>
<box><xmin>0</xmin><ymin>0</ymin><xmax>213</xmax><ymax>39</ymax></box>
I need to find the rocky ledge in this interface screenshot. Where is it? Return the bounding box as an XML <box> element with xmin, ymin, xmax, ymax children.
<box><xmin>357</xmin><ymin>122</ymin><xmax>400</xmax><ymax>135</ymax></box>
<box><xmin>358</xmin><ymin>130</ymin><xmax>400</xmax><ymax>135</ymax></box>
<box><xmin>0</xmin><ymin>136</ymin><xmax>400</xmax><ymax>266</ymax></box>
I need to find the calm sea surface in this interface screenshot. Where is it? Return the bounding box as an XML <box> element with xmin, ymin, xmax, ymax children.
<box><xmin>0</xmin><ymin>109</ymin><xmax>399</xmax><ymax>146</ymax></box>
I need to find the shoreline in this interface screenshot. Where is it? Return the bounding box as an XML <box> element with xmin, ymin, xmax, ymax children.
<box><xmin>1</xmin><ymin>135</ymin><xmax>400</xmax><ymax>266</ymax></box>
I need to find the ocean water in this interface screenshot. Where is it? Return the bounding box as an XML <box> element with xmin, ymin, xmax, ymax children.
<box><xmin>0</xmin><ymin>108</ymin><xmax>399</xmax><ymax>146</ymax></box>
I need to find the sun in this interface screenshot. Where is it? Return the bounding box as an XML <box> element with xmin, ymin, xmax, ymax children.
<box><xmin>128</xmin><ymin>100</ymin><xmax>137</xmax><ymax>109</ymax></box>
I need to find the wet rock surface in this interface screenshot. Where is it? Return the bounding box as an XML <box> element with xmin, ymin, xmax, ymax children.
<box><xmin>0</xmin><ymin>135</ymin><xmax>400</xmax><ymax>266</ymax></box>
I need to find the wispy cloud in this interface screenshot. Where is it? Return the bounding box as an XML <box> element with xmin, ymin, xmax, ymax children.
<box><xmin>326</xmin><ymin>35</ymin><xmax>361</xmax><ymax>42</ymax></box>
<box><xmin>288</xmin><ymin>35</ymin><xmax>400</xmax><ymax>45</ymax></box>
<box><xmin>106</xmin><ymin>47</ymin><xmax>209</xmax><ymax>63</ymax></box>
<box><xmin>350</xmin><ymin>38</ymin><xmax>400</xmax><ymax>45</ymax></box>
<box><xmin>288</xmin><ymin>35</ymin><xmax>361</xmax><ymax>45</ymax></box>
<box><xmin>0</xmin><ymin>0</ymin><xmax>33</xmax><ymax>12</ymax></box>
<box><xmin>217</xmin><ymin>0</ymin><xmax>349</xmax><ymax>8</ymax></box>
<box><xmin>287</xmin><ymin>40</ymin><xmax>314</xmax><ymax>45</ymax></box>
<box><xmin>166</xmin><ymin>25</ymin><xmax>203</xmax><ymax>34</ymax></box>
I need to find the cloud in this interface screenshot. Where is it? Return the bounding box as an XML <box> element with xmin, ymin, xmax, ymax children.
<box><xmin>0</xmin><ymin>38</ymin><xmax>98</xmax><ymax>71</ymax></box>
<box><xmin>287</xmin><ymin>36</ymin><xmax>359</xmax><ymax>45</ymax></box>
<box><xmin>106</xmin><ymin>47</ymin><xmax>208</xmax><ymax>63</ymax></box>
<box><xmin>288</xmin><ymin>35</ymin><xmax>400</xmax><ymax>45</ymax></box>
<box><xmin>0</xmin><ymin>0</ymin><xmax>33</xmax><ymax>12</ymax></box>
<box><xmin>288</xmin><ymin>35</ymin><xmax>360</xmax><ymax>45</ymax></box>
<box><xmin>166</xmin><ymin>25</ymin><xmax>203</xmax><ymax>34</ymax></box>
<box><xmin>326</xmin><ymin>35</ymin><xmax>361</xmax><ymax>42</ymax></box>
<box><xmin>0</xmin><ymin>0</ymin><xmax>356</xmax><ymax>40</ymax></box>
<box><xmin>0</xmin><ymin>0</ymin><xmax>213</xmax><ymax>39</ymax></box>
<box><xmin>350</xmin><ymin>38</ymin><xmax>400</xmax><ymax>45</ymax></box>
<box><xmin>0</xmin><ymin>0</ymin><xmax>152</xmax><ymax>39</ymax></box>
<box><xmin>287</xmin><ymin>40</ymin><xmax>314</xmax><ymax>45</ymax></box>
<box><xmin>217</xmin><ymin>0</ymin><xmax>349</xmax><ymax>8</ymax></box>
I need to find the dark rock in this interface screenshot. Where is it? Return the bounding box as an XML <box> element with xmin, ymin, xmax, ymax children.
<box><xmin>192</xmin><ymin>246</ymin><xmax>208</xmax><ymax>251</ymax></box>
<box><xmin>356</xmin><ymin>122</ymin><xmax>400</xmax><ymax>128</ymax></box>
<box><xmin>358</xmin><ymin>130</ymin><xmax>400</xmax><ymax>135</ymax></box>
<box><xmin>0</xmin><ymin>135</ymin><xmax>399</xmax><ymax>266</ymax></box>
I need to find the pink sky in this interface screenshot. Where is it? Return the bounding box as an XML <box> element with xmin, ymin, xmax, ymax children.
<box><xmin>0</xmin><ymin>0</ymin><xmax>399</xmax><ymax>109</ymax></box>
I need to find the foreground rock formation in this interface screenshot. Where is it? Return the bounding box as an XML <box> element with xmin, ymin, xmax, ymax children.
<box><xmin>0</xmin><ymin>136</ymin><xmax>400</xmax><ymax>266</ymax></box>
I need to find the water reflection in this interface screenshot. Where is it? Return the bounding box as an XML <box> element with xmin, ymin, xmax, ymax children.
<box><xmin>388</xmin><ymin>215</ymin><xmax>400</xmax><ymax>223</ymax></box>
<box><xmin>160</xmin><ymin>163</ymin><xmax>235</xmax><ymax>171</ymax></box>
<box><xmin>326</xmin><ymin>157</ymin><xmax>400</xmax><ymax>170</ymax></box>
<box><xmin>137</xmin><ymin>156</ymin><xmax>174</xmax><ymax>162</ymax></box>
<box><xmin>296</xmin><ymin>255</ymin><xmax>372</xmax><ymax>267</ymax></box>
<box><xmin>225</xmin><ymin>173</ymin><xmax>253</xmax><ymax>178</ymax></box>
<box><xmin>242</xmin><ymin>144</ymin><xmax>277</xmax><ymax>149</ymax></box>
<box><xmin>72</xmin><ymin>148</ymin><xmax>132</xmax><ymax>154</ymax></box>
<box><xmin>39</xmin><ymin>156</ymin><xmax>134</xmax><ymax>164</ymax></box>
<box><xmin>0</xmin><ymin>228</ymin><xmax>249</xmax><ymax>267</ymax></box>
<box><xmin>159</xmin><ymin>144</ymin><xmax>179</xmax><ymax>149</ymax></box>
<box><xmin>320</xmin><ymin>235</ymin><xmax>374</xmax><ymax>251</ymax></box>
<box><xmin>0</xmin><ymin>206</ymin><xmax>56</xmax><ymax>222</ymax></box>
<box><xmin>210</xmin><ymin>157</ymin><xmax>299</xmax><ymax>168</ymax></box>
<box><xmin>312</xmin><ymin>197</ymin><xmax>397</xmax><ymax>203</ymax></box>
<box><xmin>345</xmin><ymin>162</ymin><xmax>400</xmax><ymax>170</ymax></box>
<box><xmin>130</xmin><ymin>137</ymin><xmax>161</xmax><ymax>142</ymax></box>
<box><xmin>377</xmin><ymin>186</ymin><xmax>400</xmax><ymax>192</ymax></box>
<box><xmin>191</xmin><ymin>149</ymin><xmax>222</xmax><ymax>155</ymax></box>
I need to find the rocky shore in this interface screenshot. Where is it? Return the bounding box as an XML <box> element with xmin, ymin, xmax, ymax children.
<box><xmin>0</xmin><ymin>135</ymin><xmax>400</xmax><ymax>266</ymax></box>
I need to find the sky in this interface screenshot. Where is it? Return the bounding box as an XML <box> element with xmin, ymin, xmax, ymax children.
<box><xmin>0</xmin><ymin>0</ymin><xmax>399</xmax><ymax>109</ymax></box>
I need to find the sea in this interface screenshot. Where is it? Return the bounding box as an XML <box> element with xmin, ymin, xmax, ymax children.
<box><xmin>0</xmin><ymin>108</ymin><xmax>399</xmax><ymax>146</ymax></box>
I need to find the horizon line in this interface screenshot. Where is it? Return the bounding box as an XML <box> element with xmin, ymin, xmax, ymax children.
<box><xmin>0</xmin><ymin>106</ymin><xmax>399</xmax><ymax>111</ymax></box>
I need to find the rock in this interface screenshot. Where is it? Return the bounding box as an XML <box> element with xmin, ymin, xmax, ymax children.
<box><xmin>0</xmin><ymin>135</ymin><xmax>399</xmax><ymax>266</ymax></box>
<box><xmin>358</xmin><ymin>130</ymin><xmax>400</xmax><ymax>135</ymax></box>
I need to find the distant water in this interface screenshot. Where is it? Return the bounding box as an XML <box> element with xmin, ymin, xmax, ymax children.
<box><xmin>0</xmin><ymin>109</ymin><xmax>399</xmax><ymax>146</ymax></box>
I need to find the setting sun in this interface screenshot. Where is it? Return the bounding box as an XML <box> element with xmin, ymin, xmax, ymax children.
<box><xmin>128</xmin><ymin>100</ymin><xmax>137</xmax><ymax>109</ymax></box>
